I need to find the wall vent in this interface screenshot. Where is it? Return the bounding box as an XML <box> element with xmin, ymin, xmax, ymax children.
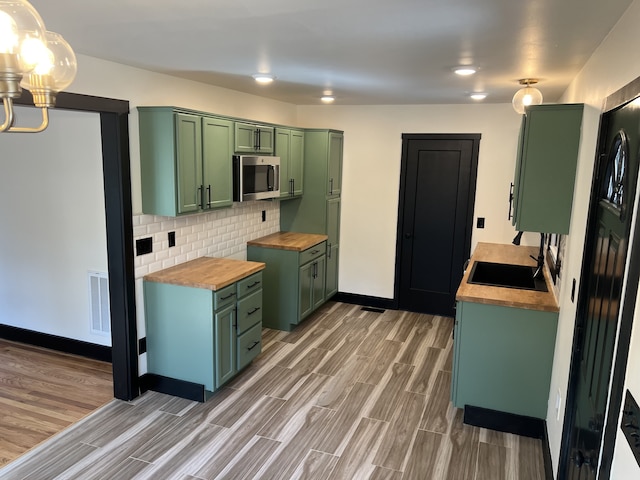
<box><xmin>89</xmin><ymin>271</ymin><xmax>111</xmax><ymax>336</ymax></box>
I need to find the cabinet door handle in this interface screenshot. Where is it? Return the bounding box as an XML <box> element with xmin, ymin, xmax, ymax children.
<box><xmin>255</xmin><ymin>128</ymin><xmax>260</xmax><ymax>150</ymax></box>
<box><xmin>327</xmin><ymin>243</ymin><xmax>332</xmax><ymax>258</ymax></box>
<box><xmin>206</xmin><ymin>185</ymin><xmax>212</xmax><ymax>208</ymax></box>
<box><xmin>508</xmin><ymin>182</ymin><xmax>514</xmax><ymax>220</ymax></box>
<box><xmin>248</xmin><ymin>307</ymin><xmax>261</xmax><ymax>315</ymax></box>
<box><xmin>310</xmin><ymin>249</ymin><xmax>320</xmax><ymax>255</ymax></box>
<box><xmin>220</xmin><ymin>292</ymin><xmax>236</xmax><ymax>301</ymax></box>
<box><xmin>329</xmin><ymin>178</ymin><xmax>334</xmax><ymax>195</ymax></box>
<box><xmin>246</xmin><ymin>281</ymin><xmax>260</xmax><ymax>289</ymax></box>
<box><xmin>313</xmin><ymin>261</ymin><xmax>318</xmax><ymax>279</ymax></box>
<box><xmin>290</xmin><ymin>178</ymin><xmax>294</xmax><ymax>195</ymax></box>
<box><xmin>247</xmin><ymin>341</ymin><xmax>260</xmax><ymax>351</ymax></box>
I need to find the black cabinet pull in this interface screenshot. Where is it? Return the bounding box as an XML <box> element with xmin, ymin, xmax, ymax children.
<box><xmin>290</xmin><ymin>178</ymin><xmax>294</xmax><ymax>195</ymax></box>
<box><xmin>313</xmin><ymin>261</ymin><xmax>318</xmax><ymax>279</ymax></box>
<box><xmin>508</xmin><ymin>182</ymin><xmax>514</xmax><ymax>220</ymax></box>
<box><xmin>206</xmin><ymin>185</ymin><xmax>212</xmax><ymax>208</ymax></box>
<box><xmin>254</xmin><ymin>128</ymin><xmax>260</xmax><ymax>150</ymax></box>
<box><xmin>220</xmin><ymin>292</ymin><xmax>236</xmax><ymax>301</ymax></box>
<box><xmin>246</xmin><ymin>281</ymin><xmax>260</xmax><ymax>289</ymax></box>
<box><xmin>328</xmin><ymin>243</ymin><xmax>332</xmax><ymax>258</ymax></box>
<box><xmin>247</xmin><ymin>341</ymin><xmax>260</xmax><ymax>351</ymax></box>
<box><xmin>310</xmin><ymin>249</ymin><xmax>320</xmax><ymax>255</ymax></box>
<box><xmin>248</xmin><ymin>307</ymin><xmax>261</xmax><ymax>315</ymax></box>
<box><xmin>329</xmin><ymin>178</ymin><xmax>334</xmax><ymax>195</ymax></box>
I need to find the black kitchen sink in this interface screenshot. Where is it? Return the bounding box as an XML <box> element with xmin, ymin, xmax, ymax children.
<box><xmin>467</xmin><ymin>261</ymin><xmax>548</xmax><ymax>292</ymax></box>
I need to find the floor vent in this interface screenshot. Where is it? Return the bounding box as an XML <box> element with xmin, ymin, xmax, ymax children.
<box><xmin>89</xmin><ymin>271</ymin><xmax>111</xmax><ymax>335</ymax></box>
<box><xmin>361</xmin><ymin>307</ymin><xmax>385</xmax><ymax>313</ymax></box>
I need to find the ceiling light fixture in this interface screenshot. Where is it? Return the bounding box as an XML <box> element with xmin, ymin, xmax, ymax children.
<box><xmin>512</xmin><ymin>78</ymin><xmax>543</xmax><ymax>114</ymax></box>
<box><xmin>321</xmin><ymin>95</ymin><xmax>335</xmax><ymax>103</ymax></box>
<box><xmin>0</xmin><ymin>0</ymin><xmax>77</xmax><ymax>133</ymax></box>
<box><xmin>469</xmin><ymin>92</ymin><xmax>487</xmax><ymax>100</ymax></box>
<box><xmin>252</xmin><ymin>73</ymin><xmax>275</xmax><ymax>85</ymax></box>
<box><xmin>453</xmin><ymin>66</ymin><xmax>477</xmax><ymax>76</ymax></box>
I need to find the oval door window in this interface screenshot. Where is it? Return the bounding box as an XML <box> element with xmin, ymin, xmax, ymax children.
<box><xmin>603</xmin><ymin>130</ymin><xmax>628</xmax><ymax>218</ymax></box>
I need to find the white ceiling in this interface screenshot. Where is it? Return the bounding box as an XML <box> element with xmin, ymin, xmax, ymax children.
<box><xmin>28</xmin><ymin>0</ymin><xmax>633</xmax><ymax>105</ymax></box>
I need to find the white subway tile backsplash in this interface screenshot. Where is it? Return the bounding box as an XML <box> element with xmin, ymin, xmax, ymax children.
<box><xmin>133</xmin><ymin>201</ymin><xmax>280</xmax><ymax>280</ymax></box>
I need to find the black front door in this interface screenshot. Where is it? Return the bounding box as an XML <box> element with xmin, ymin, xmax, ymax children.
<box><xmin>562</xmin><ymin>101</ymin><xmax>640</xmax><ymax>479</ymax></box>
<box><xmin>395</xmin><ymin>134</ymin><xmax>479</xmax><ymax>316</ymax></box>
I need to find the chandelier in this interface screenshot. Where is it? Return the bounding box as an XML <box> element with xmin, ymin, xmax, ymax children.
<box><xmin>0</xmin><ymin>0</ymin><xmax>77</xmax><ymax>133</ymax></box>
<box><xmin>512</xmin><ymin>78</ymin><xmax>543</xmax><ymax>115</ymax></box>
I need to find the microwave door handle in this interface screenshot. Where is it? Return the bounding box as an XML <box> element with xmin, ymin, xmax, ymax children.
<box><xmin>267</xmin><ymin>165</ymin><xmax>275</xmax><ymax>191</ymax></box>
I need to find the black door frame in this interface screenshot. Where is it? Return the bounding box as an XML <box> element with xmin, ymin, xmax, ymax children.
<box><xmin>559</xmin><ymin>76</ymin><xmax>640</xmax><ymax>478</ymax></box>
<box><xmin>15</xmin><ymin>90</ymin><xmax>138</xmax><ymax>401</ymax></box>
<box><xmin>393</xmin><ymin>133</ymin><xmax>480</xmax><ymax>311</ymax></box>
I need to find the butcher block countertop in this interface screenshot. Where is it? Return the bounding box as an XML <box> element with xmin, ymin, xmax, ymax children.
<box><xmin>456</xmin><ymin>242</ymin><xmax>559</xmax><ymax>312</ymax></box>
<box><xmin>144</xmin><ymin>257</ymin><xmax>265</xmax><ymax>291</ymax></box>
<box><xmin>247</xmin><ymin>231</ymin><xmax>328</xmax><ymax>251</ymax></box>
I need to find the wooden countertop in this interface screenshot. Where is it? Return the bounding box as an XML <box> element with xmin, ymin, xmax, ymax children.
<box><xmin>247</xmin><ymin>231</ymin><xmax>328</xmax><ymax>251</ymax></box>
<box><xmin>456</xmin><ymin>242</ymin><xmax>559</xmax><ymax>312</ymax></box>
<box><xmin>144</xmin><ymin>257</ymin><xmax>265</xmax><ymax>291</ymax></box>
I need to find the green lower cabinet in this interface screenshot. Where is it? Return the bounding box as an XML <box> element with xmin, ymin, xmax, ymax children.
<box><xmin>326</xmin><ymin>244</ymin><xmax>339</xmax><ymax>299</ymax></box>
<box><xmin>144</xmin><ymin>271</ymin><xmax>263</xmax><ymax>399</ymax></box>
<box><xmin>247</xmin><ymin>241</ymin><xmax>327</xmax><ymax>331</ymax></box>
<box><xmin>451</xmin><ymin>301</ymin><xmax>558</xmax><ymax>419</ymax></box>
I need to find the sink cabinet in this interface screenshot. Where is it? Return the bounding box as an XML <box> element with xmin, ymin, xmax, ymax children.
<box><xmin>144</xmin><ymin>271</ymin><xmax>263</xmax><ymax>400</ymax></box>
<box><xmin>451</xmin><ymin>300</ymin><xmax>558</xmax><ymax>419</ymax></box>
<box><xmin>511</xmin><ymin>103</ymin><xmax>584</xmax><ymax>234</ymax></box>
<box><xmin>138</xmin><ymin>107</ymin><xmax>234</xmax><ymax>216</ymax></box>
<box><xmin>275</xmin><ymin>127</ymin><xmax>305</xmax><ymax>199</ymax></box>
<box><xmin>234</xmin><ymin>122</ymin><xmax>274</xmax><ymax>154</ymax></box>
<box><xmin>247</xmin><ymin>241</ymin><xmax>327</xmax><ymax>331</ymax></box>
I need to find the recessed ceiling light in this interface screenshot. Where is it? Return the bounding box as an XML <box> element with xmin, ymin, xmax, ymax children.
<box><xmin>453</xmin><ymin>66</ymin><xmax>477</xmax><ymax>76</ymax></box>
<box><xmin>470</xmin><ymin>92</ymin><xmax>487</xmax><ymax>100</ymax></box>
<box><xmin>321</xmin><ymin>95</ymin><xmax>335</xmax><ymax>103</ymax></box>
<box><xmin>252</xmin><ymin>73</ymin><xmax>275</xmax><ymax>84</ymax></box>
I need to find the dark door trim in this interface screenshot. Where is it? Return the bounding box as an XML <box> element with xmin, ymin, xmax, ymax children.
<box><xmin>559</xmin><ymin>78</ymin><xmax>640</xmax><ymax>478</ymax></box>
<box><xmin>393</xmin><ymin>133</ymin><xmax>480</xmax><ymax>311</ymax></box>
<box><xmin>15</xmin><ymin>91</ymin><xmax>138</xmax><ymax>401</ymax></box>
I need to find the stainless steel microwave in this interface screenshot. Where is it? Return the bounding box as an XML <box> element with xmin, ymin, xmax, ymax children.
<box><xmin>233</xmin><ymin>155</ymin><xmax>280</xmax><ymax>202</ymax></box>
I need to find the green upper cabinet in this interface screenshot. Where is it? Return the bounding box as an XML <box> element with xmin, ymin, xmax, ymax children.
<box><xmin>234</xmin><ymin>122</ymin><xmax>274</xmax><ymax>154</ymax></box>
<box><xmin>511</xmin><ymin>103</ymin><xmax>584</xmax><ymax>234</ymax></box>
<box><xmin>328</xmin><ymin>131</ymin><xmax>343</xmax><ymax>197</ymax></box>
<box><xmin>276</xmin><ymin>127</ymin><xmax>304</xmax><ymax>199</ymax></box>
<box><xmin>138</xmin><ymin>107</ymin><xmax>234</xmax><ymax>216</ymax></box>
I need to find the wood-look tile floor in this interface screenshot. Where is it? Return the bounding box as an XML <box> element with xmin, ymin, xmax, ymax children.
<box><xmin>0</xmin><ymin>338</ymin><xmax>113</xmax><ymax>467</ymax></box>
<box><xmin>0</xmin><ymin>302</ymin><xmax>546</xmax><ymax>479</ymax></box>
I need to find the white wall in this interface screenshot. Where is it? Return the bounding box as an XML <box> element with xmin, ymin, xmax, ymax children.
<box><xmin>0</xmin><ymin>107</ymin><xmax>109</xmax><ymax>345</ymax></box>
<box><xmin>547</xmin><ymin>0</ymin><xmax>640</xmax><ymax>477</ymax></box>
<box><xmin>297</xmin><ymin>104</ymin><xmax>529</xmax><ymax>298</ymax></box>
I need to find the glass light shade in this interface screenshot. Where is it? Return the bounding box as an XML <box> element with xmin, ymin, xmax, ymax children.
<box><xmin>20</xmin><ymin>31</ymin><xmax>77</xmax><ymax>94</ymax></box>
<box><xmin>0</xmin><ymin>0</ymin><xmax>46</xmax><ymax>71</ymax></box>
<box><xmin>512</xmin><ymin>86</ymin><xmax>543</xmax><ymax>114</ymax></box>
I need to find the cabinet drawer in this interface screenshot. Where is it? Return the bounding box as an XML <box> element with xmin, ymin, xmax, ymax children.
<box><xmin>237</xmin><ymin>272</ymin><xmax>263</xmax><ymax>299</ymax></box>
<box><xmin>300</xmin><ymin>241</ymin><xmax>326</xmax><ymax>265</ymax></box>
<box><xmin>213</xmin><ymin>284</ymin><xmax>237</xmax><ymax>311</ymax></box>
<box><xmin>237</xmin><ymin>322</ymin><xmax>262</xmax><ymax>370</ymax></box>
<box><xmin>237</xmin><ymin>289</ymin><xmax>262</xmax><ymax>334</ymax></box>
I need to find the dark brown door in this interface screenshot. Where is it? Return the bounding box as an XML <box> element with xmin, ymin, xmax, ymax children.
<box><xmin>562</xmin><ymin>101</ymin><xmax>640</xmax><ymax>479</ymax></box>
<box><xmin>395</xmin><ymin>134</ymin><xmax>479</xmax><ymax>316</ymax></box>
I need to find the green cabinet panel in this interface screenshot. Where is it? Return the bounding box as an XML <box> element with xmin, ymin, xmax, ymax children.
<box><xmin>247</xmin><ymin>240</ymin><xmax>327</xmax><ymax>331</ymax></box>
<box><xmin>144</xmin><ymin>270</ymin><xmax>263</xmax><ymax>399</ymax></box>
<box><xmin>214</xmin><ymin>304</ymin><xmax>237</xmax><ymax>388</ymax></box>
<box><xmin>511</xmin><ymin>104</ymin><xmax>584</xmax><ymax>234</ymax></box>
<box><xmin>276</xmin><ymin>127</ymin><xmax>304</xmax><ymax>198</ymax></box>
<box><xmin>328</xmin><ymin>131</ymin><xmax>343</xmax><ymax>197</ymax></box>
<box><xmin>139</xmin><ymin>107</ymin><xmax>233</xmax><ymax>216</ymax></box>
<box><xmin>326</xmin><ymin>243</ymin><xmax>339</xmax><ymax>299</ymax></box>
<box><xmin>203</xmin><ymin>116</ymin><xmax>234</xmax><ymax>209</ymax></box>
<box><xmin>451</xmin><ymin>300</ymin><xmax>558</xmax><ymax>419</ymax></box>
<box><xmin>176</xmin><ymin>113</ymin><xmax>203</xmax><ymax>214</ymax></box>
<box><xmin>234</xmin><ymin>122</ymin><xmax>274</xmax><ymax>154</ymax></box>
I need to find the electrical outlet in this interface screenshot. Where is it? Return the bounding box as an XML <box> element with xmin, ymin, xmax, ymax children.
<box><xmin>168</xmin><ymin>231</ymin><xmax>176</xmax><ymax>247</ymax></box>
<box><xmin>476</xmin><ymin>217</ymin><xmax>485</xmax><ymax>229</ymax></box>
<box><xmin>136</xmin><ymin>237</ymin><xmax>152</xmax><ymax>256</ymax></box>
<box><xmin>262</xmin><ymin>210</ymin><xmax>266</xmax><ymax>222</ymax></box>
<box><xmin>556</xmin><ymin>389</ymin><xmax>562</xmax><ymax>421</ymax></box>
